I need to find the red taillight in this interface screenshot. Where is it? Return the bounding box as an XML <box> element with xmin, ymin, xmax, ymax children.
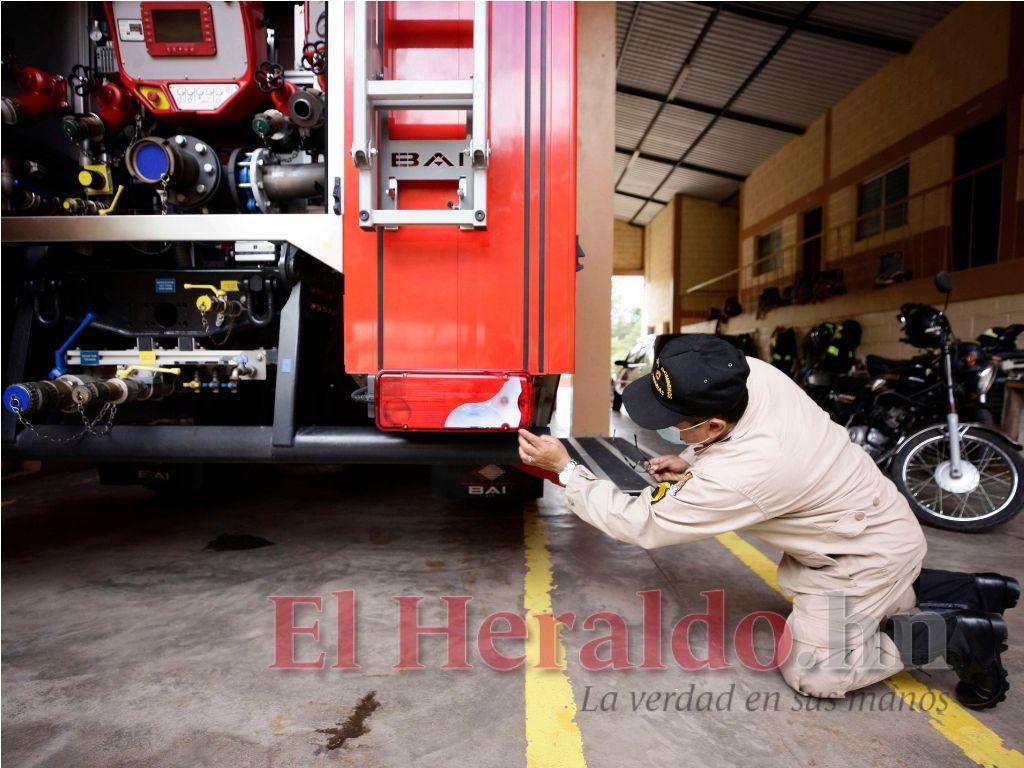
<box><xmin>375</xmin><ymin>371</ymin><xmax>533</xmax><ymax>432</ymax></box>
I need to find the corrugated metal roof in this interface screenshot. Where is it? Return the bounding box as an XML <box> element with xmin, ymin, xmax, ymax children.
<box><xmin>614</xmin><ymin>152</ymin><xmax>628</xmax><ymax>176</ymax></box>
<box><xmin>616</xmin><ymin>150</ymin><xmax>742</xmax><ymax>201</ymax></box>
<box><xmin>740</xmin><ymin>2</ymin><xmax>811</xmax><ymax>15</ymax></box>
<box><xmin>731</xmin><ymin>31</ymin><xmax>894</xmax><ymax>125</ymax></box>
<box><xmin>614</xmin><ymin>1</ymin><xmax>959</xmax><ymax>222</ymax></box>
<box><xmin>634</xmin><ymin>200</ymin><xmax>668</xmax><ymax>227</ymax></box>
<box><xmin>617</xmin><ymin>3</ymin><xmax>712</xmax><ymax>95</ymax></box>
<box><xmin>615</xmin><ymin>1</ymin><xmax>638</xmax><ymax>62</ymax></box>
<box><xmin>614</xmin><ymin>193</ymin><xmax>645</xmax><ymax>220</ymax></box>
<box><xmin>614</xmin><ymin>93</ymin><xmax>661</xmax><ymax>149</ymax></box>
<box><xmin>679</xmin><ymin>13</ymin><xmax>783</xmax><ymax>108</ymax></box>
<box><xmin>617</xmin><ymin>156</ymin><xmax>680</xmax><ymax>201</ymax></box>
<box><xmin>661</xmin><ymin>167</ymin><xmax>740</xmax><ymax>201</ymax></box>
<box><xmin>638</xmin><ymin>102</ymin><xmax>713</xmax><ymax>159</ymax></box>
<box><xmin>811</xmin><ymin>2</ymin><xmax>956</xmax><ymax>41</ymax></box>
<box><xmin>684</xmin><ymin>117</ymin><xmax>795</xmax><ymax>176</ymax></box>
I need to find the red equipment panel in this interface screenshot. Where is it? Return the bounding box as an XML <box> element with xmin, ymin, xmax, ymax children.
<box><xmin>343</xmin><ymin>1</ymin><xmax>577</xmax><ymax>377</ymax></box>
<box><xmin>105</xmin><ymin>0</ymin><xmax>267</xmax><ymax>124</ymax></box>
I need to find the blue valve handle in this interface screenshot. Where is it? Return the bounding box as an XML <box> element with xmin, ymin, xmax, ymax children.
<box><xmin>50</xmin><ymin>311</ymin><xmax>96</xmax><ymax>379</ymax></box>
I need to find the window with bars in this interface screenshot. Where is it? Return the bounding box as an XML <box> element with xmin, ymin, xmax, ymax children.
<box><xmin>755</xmin><ymin>228</ymin><xmax>782</xmax><ymax>276</ymax></box>
<box><xmin>856</xmin><ymin>162</ymin><xmax>909</xmax><ymax>240</ymax></box>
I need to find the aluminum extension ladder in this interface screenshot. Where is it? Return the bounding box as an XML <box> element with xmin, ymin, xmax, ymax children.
<box><xmin>350</xmin><ymin>0</ymin><xmax>490</xmax><ymax>229</ymax></box>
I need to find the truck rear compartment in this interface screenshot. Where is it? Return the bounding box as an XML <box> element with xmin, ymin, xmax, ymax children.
<box><xmin>1</xmin><ymin>1</ymin><xmax>577</xmax><ymax>469</ymax></box>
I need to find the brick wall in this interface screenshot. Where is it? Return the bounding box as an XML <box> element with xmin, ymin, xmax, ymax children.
<box><xmin>742</xmin><ymin>115</ymin><xmax>826</xmax><ymax>230</ymax></box>
<box><xmin>643</xmin><ymin>203</ymin><xmax>675</xmax><ymax>334</ymax></box>
<box><xmin>1019</xmin><ymin>93</ymin><xmax>1024</xmax><ymax>203</ymax></box>
<box><xmin>830</xmin><ymin>3</ymin><xmax>1009</xmax><ymax>177</ymax></box>
<box><xmin>742</xmin><ymin>212</ymin><xmax>800</xmax><ymax>297</ymax></box>
<box><xmin>821</xmin><ymin>136</ymin><xmax>954</xmax><ymax>264</ymax></box>
<box><xmin>906</xmin><ymin>136</ymin><xmax>953</xmax><ymax>232</ymax></box>
<box><xmin>613</xmin><ymin>219</ymin><xmax>643</xmax><ymax>274</ymax></box>
<box><xmin>677</xmin><ymin>196</ymin><xmax>738</xmax><ymax>319</ymax></box>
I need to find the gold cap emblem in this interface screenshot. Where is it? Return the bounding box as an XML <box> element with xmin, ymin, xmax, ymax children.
<box><xmin>651</xmin><ymin>357</ymin><xmax>673</xmax><ymax>399</ymax></box>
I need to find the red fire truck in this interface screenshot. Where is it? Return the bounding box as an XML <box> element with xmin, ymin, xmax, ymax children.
<box><xmin>1</xmin><ymin>1</ymin><xmax>578</xmax><ymax>495</ymax></box>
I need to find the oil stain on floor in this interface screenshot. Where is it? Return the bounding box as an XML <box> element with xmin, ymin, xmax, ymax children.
<box><xmin>317</xmin><ymin>692</ymin><xmax>382</xmax><ymax>750</ymax></box>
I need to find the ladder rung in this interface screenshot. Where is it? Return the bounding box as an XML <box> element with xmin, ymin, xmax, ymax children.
<box><xmin>370</xmin><ymin>209</ymin><xmax>480</xmax><ymax>227</ymax></box>
<box><xmin>366</xmin><ymin>79</ymin><xmax>474</xmax><ymax>109</ymax></box>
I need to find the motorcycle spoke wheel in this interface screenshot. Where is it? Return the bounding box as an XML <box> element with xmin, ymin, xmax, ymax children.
<box><xmin>901</xmin><ymin>433</ymin><xmax>1018</xmax><ymax>523</ymax></box>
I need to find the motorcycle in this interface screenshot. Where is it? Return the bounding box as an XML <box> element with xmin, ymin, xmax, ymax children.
<box><xmin>804</xmin><ymin>272</ymin><xmax>1023</xmax><ymax>532</ymax></box>
<box><xmin>977</xmin><ymin>323</ymin><xmax>1024</xmax><ymax>420</ymax></box>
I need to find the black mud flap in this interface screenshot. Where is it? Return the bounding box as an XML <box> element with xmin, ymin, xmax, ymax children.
<box><xmin>563</xmin><ymin>437</ymin><xmax>656</xmax><ymax>496</ymax></box>
<box><xmin>431</xmin><ymin>463</ymin><xmax>544</xmax><ymax>502</ymax></box>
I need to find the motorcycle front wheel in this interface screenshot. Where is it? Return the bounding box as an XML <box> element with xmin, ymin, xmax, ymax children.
<box><xmin>891</xmin><ymin>425</ymin><xmax>1024</xmax><ymax>532</ymax></box>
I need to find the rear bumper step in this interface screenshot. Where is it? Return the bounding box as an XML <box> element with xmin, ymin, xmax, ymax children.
<box><xmin>565</xmin><ymin>436</ymin><xmax>656</xmax><ymax>495</ymax></box>
<box><xmin>5</xmin><ymin>423</ymin><xmax>661</xmax><ymax>485</ymax></box>
<box><xmin>5</xmin><ymin>425</ymin><xmax>525</xmax><ymax>465</ymax></box>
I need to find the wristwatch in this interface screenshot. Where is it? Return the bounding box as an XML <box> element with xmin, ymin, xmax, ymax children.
<box><xmin>558</xmin><ymin>459</ymin><xmax>579</xmax><ymax>485</ymax></box>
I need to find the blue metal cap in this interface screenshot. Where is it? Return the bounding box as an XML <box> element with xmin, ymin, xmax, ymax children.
<box><xmin>4</xmin><ymin>384</ymin><xmax>32</xmax><ymax>414</ymax></box>
<box><xmin>132</xmin><ymin>142</ymin><xmax>171</xmax><ymax>182</ymax></box>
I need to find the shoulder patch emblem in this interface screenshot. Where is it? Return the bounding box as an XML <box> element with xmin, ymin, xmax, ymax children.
<box><xmin>651</xmin><ymin>481</ymin><xmax>672</xmax><ymax>504</ymax></box>
<box><xmin>669</xmin><ymin>471</ymin><xmax>693</xmax><ymax>497</ymax></box>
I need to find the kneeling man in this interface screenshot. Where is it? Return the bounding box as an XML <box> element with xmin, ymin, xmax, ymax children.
<box><xmin>519</xmin><ymin>335</ymin><xmax>1016</xmax><ymax>709</ymax></box>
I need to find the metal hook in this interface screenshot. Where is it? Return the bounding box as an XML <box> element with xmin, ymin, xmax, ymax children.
<box><xmin>614</xmin><ymin>430</ymin><xmax>650</xmax><ymax>473</ymax></box>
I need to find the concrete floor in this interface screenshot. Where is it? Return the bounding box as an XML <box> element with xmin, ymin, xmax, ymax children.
<box><xmin>3</xmin><ymin>408</ymin><xmax>1024</xmax><ymax>766</ymax></box>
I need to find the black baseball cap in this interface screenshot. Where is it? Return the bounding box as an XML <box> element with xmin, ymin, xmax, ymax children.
<box><xmin>622</xmin><ymin>334</ymin><xmax>750</xmax><ymax>429</ymax></box>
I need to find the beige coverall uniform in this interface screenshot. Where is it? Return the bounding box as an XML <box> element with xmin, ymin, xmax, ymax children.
<box><xmin>565</xmin><ymin>358</ymin><xmax>928</xmax><ymax>698</ymax></box>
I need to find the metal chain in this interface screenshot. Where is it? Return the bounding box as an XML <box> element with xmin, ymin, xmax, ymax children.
<box><xmin>10</xmin><ymin>401</ymin><xmax>117</xmax><ymax>443</ymax></box>
<box><xmin>157</xmin><ymin>175</ymin><xmax>171</xmax><ymax>214</ymax></box>
<box><xmin>199</xmin><ymin>307</ymin><xmax>235</xmax><ymax>347</ymax></box>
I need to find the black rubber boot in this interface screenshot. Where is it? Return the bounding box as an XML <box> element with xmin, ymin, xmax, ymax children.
<box><xmin>972</xmin><ymin>573</ymin><xmax>1020</xmax><ymax>614</ymax></box>
<box><xmin>944</xmin><ymin>611</ymin><xmax>1010</xmax><ymax>710</ymax></box>
<box><xmin>884</xmin><ymin>609</ymin><xmax>1009</xmax><ymax>710</ymax></box>
<box><xmin>916</xmin><ymin>571</ymin><xmax>1020</xmax><ymax>614</ymax></box>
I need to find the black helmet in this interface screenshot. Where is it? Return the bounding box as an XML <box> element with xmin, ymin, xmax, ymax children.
<box><xmin>805</xmin><ymin>322</ymin><xmax>837</xmax><ymax>357</ymax></box>
<box><xmin>898</xmin><ymin>303</ymin><xmax>947</xmax><ymax>348</ymax></box>
<box><xmin>978</xmin><ymin>324</ymin><xmax>1024</xmax><ymax>352</ymax></box>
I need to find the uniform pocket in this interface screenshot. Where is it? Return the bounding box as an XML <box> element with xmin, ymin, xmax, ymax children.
<box><xmin>794</xmin><ymin>551</ymin><xmax>841</xmax><ymax>569</ymax></box>
<box><xmin>821</xmin><ymin>509</ymin><xmax>868</xmax><ymax>538</ymax></box>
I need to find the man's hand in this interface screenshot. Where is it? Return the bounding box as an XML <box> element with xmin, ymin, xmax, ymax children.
<box><xmin>518</xmin><ymin>429</ymin><xmax>571</xmax><ymax>473</ymax></box>
<box><xmin>644</xmin><ymin>454</ymin><xmax>690</xmax><ymax>482</ymax></box>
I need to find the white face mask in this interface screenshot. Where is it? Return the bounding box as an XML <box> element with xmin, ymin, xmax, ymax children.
<box><xmin>656</xmin><ymin>419</ymin><xmax>709</xmax><ymax>447</ymax></box>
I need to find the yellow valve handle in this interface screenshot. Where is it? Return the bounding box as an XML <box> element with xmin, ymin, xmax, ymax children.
<box><xmin>116</xmin><ymin>365</ymin><xmax>182</xmax><ymax>379</ymax></box>
<box><xmin>183</xmin><ymin>283</ymin><xmax>228</xmax><ymax>299</ymax></box>
<box><xmin>98</xmin><ymin>185</ymin><xmax>124</xmax><ymax>216</ymax></box>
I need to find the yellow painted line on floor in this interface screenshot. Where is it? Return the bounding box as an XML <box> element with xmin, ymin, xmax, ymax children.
<box><xmin>716</xmin><ymin>531</ymin><xmax>786</xmax><ymax>596</ymax></box>
<box><xmin>715</xmin><ymin>531</ymin><xmax>1024</xmax><ymax>768</ymax></box>
<box><xmin>523</xmin><ymin>510</ymin><xmax>588</xmax><ymax>768</ymax></box>
<box><xmin>2</xmin><ymin>499</ymin><xmax>16</xmax><ymax>507</ymax></box>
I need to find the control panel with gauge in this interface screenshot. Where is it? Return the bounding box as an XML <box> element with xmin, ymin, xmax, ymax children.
<box><xmin>105</xmin><ymin>0</ymin><xmax>267</xmax><ymax>123</ymax></box>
